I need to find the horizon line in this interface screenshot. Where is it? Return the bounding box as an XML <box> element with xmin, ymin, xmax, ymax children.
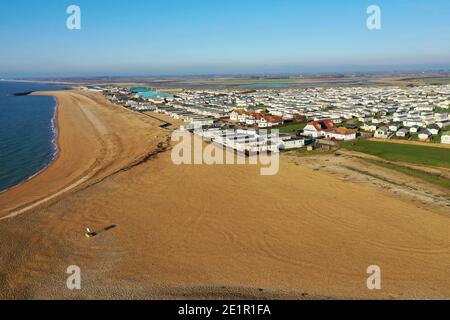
<box><xmin>2</xmin><ymin>69</ymin><xmax>450</xmax><ymax>80</ymax></box>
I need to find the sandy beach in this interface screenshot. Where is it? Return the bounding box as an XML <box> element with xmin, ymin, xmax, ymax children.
<box><xmin>0</xmin><ymin>90</ymin><xmax>449</xmax><ymax>300</ymax></box>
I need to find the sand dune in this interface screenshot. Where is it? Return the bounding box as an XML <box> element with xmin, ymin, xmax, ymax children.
<box><xmin>0</xmin><ymin>91</ymin><xmax>449</xmax><ymax>300</ymax></box>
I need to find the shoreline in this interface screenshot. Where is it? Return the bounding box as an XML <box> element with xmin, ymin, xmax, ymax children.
<box><xmin>0</xmin><ymin>92</ymin><xmax>76</xmax><ymax>216</ymax></box>
<box><xmin>0</xmin><ymin>94</ymin><xmax>60</xmax><ymax>195</ymax></box>
<box><xmin>0</xmin><ymin>90</ymin><xmax>169</xmax><ymax>219</ymax></box>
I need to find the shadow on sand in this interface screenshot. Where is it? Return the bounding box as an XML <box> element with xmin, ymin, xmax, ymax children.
<box><xmin>85</xmin><ymin>225</ymin><xmax>117</xmax><ymax>238</ymax></box>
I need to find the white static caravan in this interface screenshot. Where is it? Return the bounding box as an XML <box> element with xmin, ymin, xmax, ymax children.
<box><xmin>441</xmin><ymin>132</ymin><xmax>450</xmax><ymax>144</ymax></box>
<box><xmin>280</xmin><ymin>138</ymin><xmax>305</xmax><ymax>150</ymax></box>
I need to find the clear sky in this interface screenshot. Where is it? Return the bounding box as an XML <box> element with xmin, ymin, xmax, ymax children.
<box><xmin>1</xmin><ymin>0</ymin><xmax>450</xmax><ymax>77</ymax></box>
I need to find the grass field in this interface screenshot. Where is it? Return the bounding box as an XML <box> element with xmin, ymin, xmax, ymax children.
<box><xmin>362</xmin><ymin>159</ymin><xmax>450</xmax><ymax>190</ymax></box>
<box><xmin>221</xmin><ymin>78</ymin><xmax>313</xmax><ymax>85</ymax></box>
<box><xmin>400</xmin><ymin>77</ymin><xmax>450</xmax><ymax>85</ymax></box>
<box><xmin>341</xmin><ymin>139</ymin><xmax>450</xmax><ymax>168</ymax></box>
<box><xmin>220</xmin><ymin>78</ymin><xmax>363</xmax><ymax>85</ymax></box>
<box><xmin>279</xmin><ymin>122</ymin><xmax>307</xmax><ymax>133</ymax></box>
<box><xmin>421</xmin><ymin>77</ymin><xmax>450</xmax><ymax>85</ymax></box>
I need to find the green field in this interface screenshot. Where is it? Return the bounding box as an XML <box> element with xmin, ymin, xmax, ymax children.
<box><xmin>222</xmin><ymin>78</ymin><xmax>311</xmax><ymax>85</ymax></box>
<box><xmin>340</xmin><ymin>140</ymin><xmax>450</xmax><ymax>168</ymax></box>
<box><xmin>421</xmin><ymin>77</ymin><xmax>450</xmax><ymax>85</ymax></box>
<box><xmin>278</xmin><ymin>123</ymin><xmax>307</xmax><ymax>133</ymax></box>
<box><xmin>403</xmin><ymin>77</ymin><xmax>450</xmax><ymax>85</ymax></box>
<box><xmin>362</xmin><ymin>159</ymin><xmax>450</xmax><ymax>190</ymax></box>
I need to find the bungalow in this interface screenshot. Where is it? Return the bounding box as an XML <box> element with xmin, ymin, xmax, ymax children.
<box><xmin>258</xmin><ymin>118</ymin><xmax>269</xmax><ymax>128</ymax></box>
<box><xmin>303</xmin><ymin>119</ymin><xmax>336</xmax><ymax>138</ymax></box>
<box><xmin>265</xmin><ymin>115</ymin><xmax>284</xmax><ymax>127</ymax></box>
<box><xmin>441</xmin><ymin>132</ymin><xmax>450</xmax><ymax>144</ymax></box>
<box><xmin>418</xmin><ymin>129</ymin><xmax>432</xmax><ymax>141</ymax></box>
<box><xmin>396</xmin><ymin>128</ymin><xmax>410</xmax><ymax>138</ymax></box>
<box><xmin>325</xmin><ymin>127</ymin><xmax>357</xmax><ymax>141</ymax></box>
<box><xmin>258</xmin><ymin>115</ymin><xmax>283</xmax><ymax>128</ymax></box>
<box><xmin>245</xmin><ymin>116</ymin><xmax>256</xmax><ymax>126</ymax></box>
<box><xmin>238</xmin><ymin>113</ymin><xmax>248</xmax><ymax>123</ymax></box>
<box><xmin>374</xmin><ymin>127</ymin><xmax>391</xmax><ymax>139</ymax></box>
<box><xmin>230</xmin><ymin>109</ymin><xmax>246</xmax><ymax>122</ymax></box>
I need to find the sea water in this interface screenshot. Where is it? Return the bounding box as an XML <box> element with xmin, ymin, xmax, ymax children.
<box><xmin>0</xmin><ymin>81</ymin><xmax>65</xmax><ymax>192</ymax></box>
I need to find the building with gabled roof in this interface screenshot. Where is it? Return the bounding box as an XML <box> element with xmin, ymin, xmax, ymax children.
<box><xmin>303</xmin><ymin>120</ymin><xmax>336</xmax><ymax>137</ymax></box>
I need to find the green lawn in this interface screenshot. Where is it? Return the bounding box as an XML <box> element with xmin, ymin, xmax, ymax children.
<box><xmin>409</xmin><ymin>133</ymin><xmax>442</xmax><ymax>144</ymax></box>
<box><xmin>362</xmin><ymin>159</ymin><xmax>450</xmax><ymax>190</ymax></box>
<box><xmin>278</xmin><ymin>123</ymin><xmax>307</xmax><ymax>133</ymax></box>
<box><xmin>340</xmin><ymin>139</ymin><xmax>450</xmax><ymax>168</ymax></box>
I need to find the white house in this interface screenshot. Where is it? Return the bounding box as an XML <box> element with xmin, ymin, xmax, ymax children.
<box><xmin>396</xmin><ymin>128</ymin><xmax>410</xmax><ymax>138</ymax></box>
<box><xmin>403</xmin><ymin>120</ymin><xmax>425</xmax><ymax>128</ymax></box>
<box><xmin>441</xmin><ymin>132</ymin><xmax>450</xmax><ymax>144</ymax></box>
<box><xmin>437</xmin><ymin>101</ymin><xmax>449</xmax><ymax>109</ymax></box>
<box><xmin>258</xmin><ymin>118</ymin><xmax>269</xmax><ymax>128</ymax></box>
<box><xmin>230</xmin><ymin>110</ymin><xmax>244</xmax><ymax>122</ymax></box>
<box><xmin>418</xmin><ymin>129</ymin><xmax>432</xmax><ymax>141</ymax></box>
<box><xmin>409</xmin><ymin>125</ymin><xmax>420</xmax><ymax>133</ymax></box>
<box><xmin>361</xmin><ymin>123</ymin><xmax>377</xmax><ymax>132</ymax></box>
<box><xmin>303</xmin><ymin>124</ymin><xmax>322</xmax><ymax>137</ymax></box>
<box><xmin>280</xmin><ymin>137</ymin><xmax>305</xmax><ymax>150</ymax></box>
<box><xmin>238</xmin><ymin>113</ymin><xmax>248</xmax><ymax>123</ymax></box>
<box><xmin>229</xmin><ymin>112</ymin><xmax>239</xmax><ymax>122</ymax></box>
<box><xmin>437</xmin><ymin>120</ymin><xmax>450</xmax><ymax>128</ymax></box>
<box><xmin>190</xmin><ymin>117</ymin><xmax>215</xmax><ymax>129</ymax></box>
<box><xmin>245</xmin><ymin>116</ymin><xmax>256</xmax><ymax>126</ymax></box>
<box><xmin>303</xmin><ymin>120</ymin><xmax>336</xmax><ymax>138</ymax></box>
<box><xmin>374</xmin><ymin>127</ymin><xmax>391</xmax><ymax>139</ymax></box>
<box><xmin>325</xmin><ymin>128</ymin><xmax>357</xmax><ymax>141</ymax></box>
<box><xmin>427</xmin><ymin>124</ymin><xmax>440</xmax><ymax>135</ymax></box>
<box><xmin>372</xmin><ymin>118</ymin><xmax>383</xmax><ymax>124</ymax></box>
<box><xmin>389</xmin><ymin>124</ymin><xmax>402</xmax><ymax>132</ymax></box>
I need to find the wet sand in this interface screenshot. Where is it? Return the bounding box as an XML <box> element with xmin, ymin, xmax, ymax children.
<box><xmin>0</xmin><ymin>91</ymin><xmax>449</xmax><ymax>300</ymax></box>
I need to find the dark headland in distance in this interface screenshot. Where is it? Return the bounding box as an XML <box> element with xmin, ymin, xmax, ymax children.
<box><xmin>8</xmin><ymin>91</ymin><xmax>35</xmax><ymax>96</ymax></box>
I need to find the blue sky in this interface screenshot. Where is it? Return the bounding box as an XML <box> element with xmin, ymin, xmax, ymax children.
<box><xmin>1</xmin><ymin>0</ymin><xmax>450</xmax><ymax>77</ymax></box>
